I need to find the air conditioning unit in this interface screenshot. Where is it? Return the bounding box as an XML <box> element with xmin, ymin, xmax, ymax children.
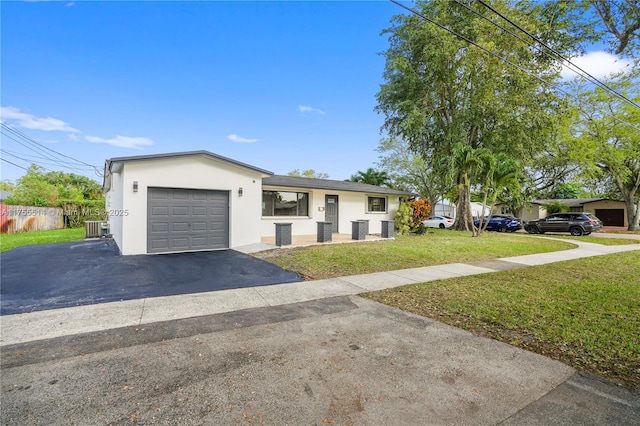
<box><xmin>85</xmin><ymin>221</ymin><xmax>109</xmax><ymax>238</ymax></box>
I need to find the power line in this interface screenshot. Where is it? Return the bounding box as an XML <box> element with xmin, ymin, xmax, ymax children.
<box><xmin>1</xmin><ymin>124</ymin><xmax>103</xmax><ymax>177</ymax></box>
<box><xmin>474</xmin><ymin>0</ymin><xmax>639</xmax><ymax>110</ymax></box>
<box><xmin>388</xmin><ymin>0</ymin><xmax>640</xmax><ymax>132</ymax></box>
<box><xmin>1</xmin><ymin>158</ymin><xmax>29</xmax><ymax>171</ymax></box>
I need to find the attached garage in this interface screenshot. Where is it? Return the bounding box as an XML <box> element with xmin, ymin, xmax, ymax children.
<box><xmin>595</xmin><ymin>209</ymin><xmax>625</xmax><ymax>227</ymax></box>
<box><xmin>103</xmin><ymin>151</ymin><xmax>272</xmax><ymax>256</ymax></box>
<box><xmin>147</xmin><ymin>187</ymin><xmax>230</xmax><ymax>253</ymax></box>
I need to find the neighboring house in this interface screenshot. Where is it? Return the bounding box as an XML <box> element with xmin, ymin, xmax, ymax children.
<box><xmin>103</xmin><ymin>151</ymin><xmax>410</xmax><ymax>255</ymax></box>
<box><xmin>520</xmin><ymin>198</ymin><xmax>628</xmax><ymax>227</ymax></box>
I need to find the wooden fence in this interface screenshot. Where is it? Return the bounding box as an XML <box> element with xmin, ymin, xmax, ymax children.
<box><xmin>0</xmin><ymin>204</ymin><xmax>64</xmax><ymax>234</ymax></box>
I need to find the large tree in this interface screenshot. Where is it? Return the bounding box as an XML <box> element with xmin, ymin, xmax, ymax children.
<box><xmin>588</xmin><ymin>0</ymin><xmax>640</xmax><ymax>56</ymax></box>
<box><xmin>376</xmin><ymin>138</ymin><xmax>449</xmax><ymax>207</ymax></box>
<box><xmin>376</xmin><ymin>0</ymin><xmax>578</xmax><ymax>231</ymax></box>
<box><xmin>567</xmin><ymin>71</ymin><xmax>640</xmax><ymax>230</ymax></box>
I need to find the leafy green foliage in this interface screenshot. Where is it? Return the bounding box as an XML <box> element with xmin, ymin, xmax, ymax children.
<box><xmin>543</xmin><ymin>200</ymin><xmax>569</xmax><ymax>214</ymax></box>
<box><xmin>549</xmin><ymin>182</ymin><xmax>584</xmax><ymax>199</ymax></box>
<box><xmin>376</xmin><ymin>138</ymin><xmax>448</xmax><ymax>207</ymax></box>
<box><xmin>347</xmin><ymin>168</ymin><xmax>389</xmax><ymax>186</ymax></box>
<box><xmin>375</xmin><ymin>0</ymin><xmax>577</xmax><ymax>232</ymax></box>
<box><xmin>287</xmin><ymin>169</ymin><xmax>330</xmax><ymax>179</ymax></box>
<box><xmin>394</xmin><ymin>201</ymin><xmax>414</xmax><ymax>235</ymax></box>
<box><xmin>566</xmin><ymin>68</ymin><xmax>640</xmax><ymax>230</ymax></box>
<box><xmin>5</xmin><ymin>165</ymin><xmax>103</xmax><ymax>208</ymax></box>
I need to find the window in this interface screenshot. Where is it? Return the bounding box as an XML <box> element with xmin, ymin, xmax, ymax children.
<box><xmin>262</xmin><ymin>191</ymin><xmax>309</xmax><ymax>216</ymax></box>
<box><xmin>367</xmin><ymin>196</ymin><xmax>387</xmax><ymax>213</ymax></box>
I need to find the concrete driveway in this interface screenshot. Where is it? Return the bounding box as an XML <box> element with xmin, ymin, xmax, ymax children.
<box><xmin>0</xmin><ymin>240</ymin><xmax>301</xmax><ymax>315</ymax></box>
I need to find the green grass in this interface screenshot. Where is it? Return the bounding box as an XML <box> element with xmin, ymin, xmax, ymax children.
<box><xmin>0</xmin><ymin>228</ymin><xmax>85</xmax><ymax>253</ymax></box>
<box><xmin>256</xmin><ymin>230</ymin><xmax>575</xmax><ymax>280</ymax></box>
<box><xmin>363</xmin><ymin>251</ymin><xmax>640</xmax><ymax>388</ymax></box>
<box><xmin>538</xmin><ymin>235</ymin><xmax>640</xmax><ymax>245</ymax></box>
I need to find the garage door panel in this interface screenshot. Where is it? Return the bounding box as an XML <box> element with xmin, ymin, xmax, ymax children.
<box><xmin>151</xmin><ymin>222</ymin><xmax>169</xmax><ymax>233</ymax></box>
<box><xmin>172</xmin><ymin>206</ymin><xmax>189</xmax><ymax>216</ymax></box>
<box><xmin>149</xmin><ymin>238</ymin><xmax>170</xmax><ymax>251</ymax></box>
<box><xmin>147</xmin><ymin>187</ymin><xmax>229</xmax><ymax>254</ymax></box>
<box><xmin>192</xmin><ymin>207</ymin><xmax>208</xmax><ymax>216</ymax></box>
<box><xmin>192</xmin><ymin>222</ymin><xmax>207</xmax><ymax>232</ymax></box>
<box><xmin>151</xmin><ymin>206</ymin><xmax>169</xmax><ymax>216</ymax></box>
<box><xmin>172</xmin><ymin>238</ymin><xmax>190</xmax><ymax>249</ymax></box>
<box><xmin>150</xmin><ymin>188</ymin><xmax>170</xmax><ymax>200</ymax></box>
<box><xmin>172</xmin><ymin>191</ymin><xmax>189</xmax><ymax>200</ymax></box>
<box><xmin>172</xmin><ymin>222</ymin><xmax>189</xmax><ymax>232</ymax></box>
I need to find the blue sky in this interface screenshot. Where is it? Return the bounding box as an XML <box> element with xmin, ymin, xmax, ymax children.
<box><xmin>1</xmin><ymin>1</ymin><xmax>630</xmax><ymax>184</ymax></box>
<box><xmin>1</xmin><ymin>1</ymin><xmax>404</xmax><ymax>183</ymax></box>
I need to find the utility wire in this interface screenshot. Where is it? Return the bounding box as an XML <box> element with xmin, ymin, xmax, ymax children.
<box><xmin>1</xmin><ymin>123</ymin><xmax>103</xmax><ymax>177</ymax></box>
<box><xmin>388</xmin><ymin>0</ymin><xmax>640</xmax><ymax>132</ymax></box>
<box><xmin>1</xmin><ymin>158</ymin><xmax>29</xmax><ymax>171</ymax></box>
<box><xmin>475</xmin><ymin>0</ymin><xmax>640</xmax><ymax>110</ymax></box>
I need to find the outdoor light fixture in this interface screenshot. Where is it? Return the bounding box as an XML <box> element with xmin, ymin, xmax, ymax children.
<box><xmin>133</xmin><ymin>181</ymin><xmax>138</xmax><ymax>192</ymax></box>
<box><xmin>238</xmin><ymin>187</ymin><xmax>243</xmax><ymax>197</ymax></box>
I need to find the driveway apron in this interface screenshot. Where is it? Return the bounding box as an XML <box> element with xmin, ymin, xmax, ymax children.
<box><xmin>0</xmin><ymin>240</ymin><xmax>301</xmax><ymax>315</ymax></box>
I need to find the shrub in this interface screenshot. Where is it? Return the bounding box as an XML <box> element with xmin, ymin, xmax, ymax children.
<box><xmin>410</xmin><ymin>199</ymin><xmax>432</xmax><ymax>229</ymax></box>
<box><xmin>59</xmin><ymin>199</ymin><xmax>107</xmax><ymax>228</ymax></box>
<box><xmin>543</xmin><ymin>200</ymin><xmax>569</xmax><ymax>215</ymax></box>
<box><xmin>395</xmin><ymin>202</ymin><xmax>414</xmax><ymax>235</ymax></box>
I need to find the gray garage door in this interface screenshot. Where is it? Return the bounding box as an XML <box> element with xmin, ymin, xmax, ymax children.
<box><xmin>147</xmin><ymin>187</ymin><xmax>229</xmax><ymax>254</ymax></box>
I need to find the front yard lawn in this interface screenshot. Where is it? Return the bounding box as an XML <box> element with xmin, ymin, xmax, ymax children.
<box><xmin>363</xmin><ymin>251</ymin><xmax>640</xmax><ymax>389</ymax></box>
<box><xmin>256</xmin><ymin>231</ymin><xmax>575</xmax><ymax>280</ymax></box>
<box><xmin>0</xmin><ymin>228</ymin><xmax>85</xmax><ymax>253</ymax></box>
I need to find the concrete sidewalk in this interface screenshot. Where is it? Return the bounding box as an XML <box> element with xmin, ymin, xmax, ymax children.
<box><xmin>1</xmin><ymin>237</ymin><xmax>639</xmax><ymax>425</ymax></box>
<box><xmin>1</xmin><ymin>237</ymin><xmax>639</xmax><ymax>346</ymax></box>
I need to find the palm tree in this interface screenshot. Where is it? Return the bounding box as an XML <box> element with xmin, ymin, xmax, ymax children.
<box><xmin>347</xmin><ymin>168</ymin><xmax>390</xmax><ymax>186</ymax></box>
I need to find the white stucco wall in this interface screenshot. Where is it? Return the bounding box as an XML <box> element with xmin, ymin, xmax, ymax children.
<box><xmin>521</xmin><ymin>205</ymin><xmax>546</xmax><ymax>222</ymax></box>
<box><xmin>261</xmin><ymin>186</ymin><xmax>402</xmax><ymax>237</ymax></box>
<box><xmin>583</xmin><ymin>200</ymin><xmax>628</xmax><ymax>227</ymax></box>
<box><xmin>107</xmin><ymin>155</ymin><xmax>265</xmax><ymax>255</ymax></box>
<box><xmin>105</xmin><ymin>170</ymin><xmax>124</xmax><ymax>252</ymax></box>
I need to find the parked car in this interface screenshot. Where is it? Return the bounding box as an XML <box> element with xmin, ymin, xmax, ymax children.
<box><xmin>473</xmin><ymin>214</ymin><xmax>522</xmax><ymax>232</ymax></box>
<box><xmin>524</xmin><ymin>212</ymin><xmax>602</xmax><ymax>236</ymax></box>
<box><xmin>422</xmin><ymin>215</ymin><xmax>454</xmax><ymax>229</ymax></box>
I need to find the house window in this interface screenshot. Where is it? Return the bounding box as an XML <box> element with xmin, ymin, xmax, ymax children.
<box><xmin>367</xmin><ymin>196</ymin><xmax>387</xmax><ymax>213</ymax></box>
<box><xmin>262</xmin><ymin>191</ymin><xmax>309</xmax><ymax>216</ymax></box>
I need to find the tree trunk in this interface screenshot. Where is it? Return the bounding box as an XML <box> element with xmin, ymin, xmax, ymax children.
<box><xmin>452</xmin><ymin>184</ymin><xmax>474</xmax><ymax>233</ymax></box>
<box><xmin>626</xmin><ymin>197</ymin><xmax>640</xmax><ymax>231</ymax></box>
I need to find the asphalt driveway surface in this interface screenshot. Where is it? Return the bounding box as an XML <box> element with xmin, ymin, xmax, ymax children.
<box><xmin>0</xmin><ymin>240</ymin><xmax>300</xmax><ymax>315</ymax></box>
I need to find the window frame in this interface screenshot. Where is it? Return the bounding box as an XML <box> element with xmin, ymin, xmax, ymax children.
<box><xmin>367</xmin><ymin>196</ymin><xmax>388</xmax><ymax>213</ymax></box>
<box><xmin>262</xmin><ymin>190</ymin><xmax>310</xmax><ymax>217</ymax></box>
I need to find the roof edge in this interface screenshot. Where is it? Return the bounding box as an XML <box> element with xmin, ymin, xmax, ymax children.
<box><xmin>106</xmin><ymin>150</ymin><xmax>273</xmax><ymax>176</ymax></box>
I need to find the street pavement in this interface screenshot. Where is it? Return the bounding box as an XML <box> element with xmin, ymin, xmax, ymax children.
<box><xmin>1</xmin><ymin>236</ymin><xmax>639</xmax><ymax>425</ymax></box>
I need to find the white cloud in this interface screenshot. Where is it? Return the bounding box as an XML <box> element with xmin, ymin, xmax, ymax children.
<box><xmin>298</xmin><ymin>105</ymin><xmax>326</xmax><ymax>115</ymax></box>
<box><xmin>228</xmin><ymin>134</ymin><xmax>258</xmax><ymax>143</ymax></box>
<box><xmin>67</xmin><ymin>133</ymin><xmax>80</xmax><ymax>141</ymax></box>
<box><xmin>0</xmin><ymin>106</ymin><xmax>81</xmax><ymax>133</ymax></box>
<box><xmin>561</xmin><ymin>51</ymin><xmax>632</xmax><ymax>80</ymax></box>
<box><xmin>86</xmin><ymin>135</ymin><xmax>154</xmax><ymax>149</ymax></box>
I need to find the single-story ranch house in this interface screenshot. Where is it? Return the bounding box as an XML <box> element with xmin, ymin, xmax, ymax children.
<box><xmin>103</xmin><ymin>151</ymin><xmax>410</xmax><ymax>255</ymax></box>
<box><xmin>519</xmin><ymin>198</ymin><xmax>629</xmax><ymax>228</ymax></box>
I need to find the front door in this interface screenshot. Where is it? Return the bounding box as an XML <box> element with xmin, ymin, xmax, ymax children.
<box><xmin>325</xmin><ymin>195</ymin><xmax>338</xmax><ymax>233</ymax></box>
